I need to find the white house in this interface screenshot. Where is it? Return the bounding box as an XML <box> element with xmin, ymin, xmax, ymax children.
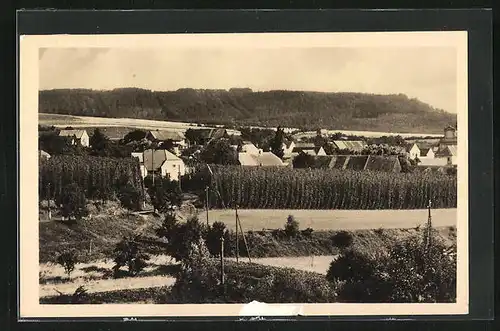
<box><xmin>240</xmin><ymin>141</ymin><xmax>260</xmax><ymax>155</ymax></box>
<box><xmin>58</xmin><ymin>129</ymin><xmax>90</xmax><ymax>147</ymax></box>
<box><xmin>408</xmin><ymin>143</ymin><xmax>436</xmax><ymax>160</ymax></box>
<box><xmin>435</xmin><ymin>145</ymin><xmax>458</xmax><ymax>166</ymax></box>
<box><xmin>282</xmin><ymin>140</ymin><xmax>296</xmax><ymax>157</ymax></box>
<box><xmin>238</xmin><ymin>151</ymin><xmax>286</xmax><ymax>167</ymax></box>
<box><xmin>141</xmin><ymin>149</ymin><xmax>186</xmax><ymax>181</ymax></box>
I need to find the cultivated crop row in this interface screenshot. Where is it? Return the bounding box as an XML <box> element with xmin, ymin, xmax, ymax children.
<box><xmin>208</xmin><ymin>165</ymin><xmax>456</xmax><ymax>209</ymax></box>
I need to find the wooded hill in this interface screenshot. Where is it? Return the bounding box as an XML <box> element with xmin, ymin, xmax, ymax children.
<box><xmin>39</xmin><ymin>88</ymin><xmax>456</xmax><ymax>133</ymax></box>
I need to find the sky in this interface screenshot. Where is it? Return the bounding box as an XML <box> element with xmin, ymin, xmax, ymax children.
<box><xmin>39</xmin><ymin>46</ymin><xmax>458</xmax><ymax>113</ymax></box>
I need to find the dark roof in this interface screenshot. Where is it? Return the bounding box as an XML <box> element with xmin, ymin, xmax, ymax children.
<box><xmin>419</xmin><ymin>147</ymin><xmax>431</xmax><ymax>155</ymax></box>
<box><xmin>333</xmin><ymin>155</ymin><xmax>348</xmax><ymax>169</ymax></box>
<box><xmin>143</xmin><ymin>149</ymin><xmax>181</xmax><ymax>171</ymax></box>
<box><xmin>344</xmin><ymin>155</ymin><xmax>369</xmax><ymax>170</ymax></box>
<box><xmin>364</xmin><ymin>155</ymin><xmax>401</xmax><ymax>172</ymax></box>
<box><xmin>148</xmin><ymin>130</ymin><xmax>185</xmax><ymax>141</ymax></box>
<box><xmin>312</xmin><ymin>155</ymin><xmax>336</xmax><ymax>168</ymax></box>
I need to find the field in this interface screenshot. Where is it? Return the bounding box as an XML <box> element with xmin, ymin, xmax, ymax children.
<box><xmin>205</xmin><ymin>165</ymin><xmax>457</xmax><ymax>209</ymax></box>
<box><xmin>205</xmin><ymin>208</ymin><xmax>457</xmax><ymax>231</ymax></box>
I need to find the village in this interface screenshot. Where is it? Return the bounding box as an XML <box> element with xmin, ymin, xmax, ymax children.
<box><xmin>39</xmin><ymin>123</ymin><xmax>458</xmax><ymax>183</ymax></box>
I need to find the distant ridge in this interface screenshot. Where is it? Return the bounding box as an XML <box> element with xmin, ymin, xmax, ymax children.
<box><xmin>39</xmin><ymin>88</ymin><xmax>456</xmax><ymax>134</ymax></box>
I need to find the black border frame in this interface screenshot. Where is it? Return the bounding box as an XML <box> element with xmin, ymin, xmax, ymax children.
<box><xmin>8</xmin><ymin>8</ymin><xmax>494</xmax><ymax>327</ymax></box>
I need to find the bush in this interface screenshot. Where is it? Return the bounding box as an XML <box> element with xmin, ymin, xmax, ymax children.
<box><xmin>301</xmin><ymin>227</ymin><xmax>314</xmax><ymax>237</ymax></box>
<box><xmin>118</xmin><ymin>184</ymin><xmax>142</xmax><ymax>210</ymax></box>
<box><xmin>171</xmin><ymin>257</ymin><xmax>337</xmax><ymax>304</ymax></box>
<box><xmin>326</xmin><ymin>224</ymin><xmax>457</xmax><ymax>303</ymax></box>
<box><xmin>156</xmin><ymin>214</ymin><xmax>207</xmax><ymax>262</ymax></box>
<box><xmin>331</xmin><ymin>231</ymin><xmax>354</xmax><ymax>250</ymax></box>
<box><xmin>284</xmin><ymin>215</ymin><xmax>300</xmax><ymax>238</ymax></box>
<box><xmin>112</xmin><ymin>236</ymin><xmax>150</xmax><ymax>276</ymax></box>
<box><xmin>206</xmin><ymin>221</ymin><xmax>227</xmax><ymax>257</ymax></box>
<box><xmin>146</xmin><ymin>177</ymin><xmax>182</xmax><ymax>213</ymax></box>
<box><xmin>56</xmin><ymin>251</ymin><xmax>77</xmax><ymax>278</ymax></box>
<box><xmin>56</xmin><ymin>183</ymin><xmax>88</xmax><ymax>222</ymax></box>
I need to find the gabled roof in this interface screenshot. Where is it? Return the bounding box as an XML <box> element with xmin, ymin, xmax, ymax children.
<box><xmin>292</xmin><ymin>143</ymin><xmax>316</xmax><ymax>154</ymax></box>
<box><xmin>143</xmin><ymin>149</ymin><xmax>182</xmax><ymax>171</ymax></box>
<box><xmin>345</xmin><ymin>155</ymin><xmax>369</xmax><ymax>170</ymax></box>
<box><xmin>238</xmin><ymin>152</ymin><xmax>284</xmax><ymax>166</ymax></box>
<box><xmin>435</xmin><ymin>145</ymin><xmax>457</xmax><ymax>157</ymax></box>
<box><xmin>364</xmin><ymin>155</ymin><xmax>401</xmax><ymax>172</ymax></box>
<box><xmin>59</xmin><ymin>129</ymin><xmax>87</xmax><ymax>139</ymax></box>
<box><xmin>418</xmin><ymin>157</ymin><xmax>448</xmax><ymax>167</ymax></box>
<box><xmin>420</xmin><ymin>147</ymin><xmax>431</xmax><ymax>155</ymax></box>
<box><xmin>312</xmin><ymin>155</ymin><xmax>337</xmax><ymax>168</ymax></box>
<box><xmin>148</xmin><ymin>130</ymin><xmax>185</xmax><ymax>141</ymax></box>
<box><xmin>332</xmin><ymin>140</ymin><xmax>366</xmax><ymax>151</ymax></box>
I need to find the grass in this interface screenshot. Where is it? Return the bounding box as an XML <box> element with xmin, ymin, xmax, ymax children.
<box><xmin>205</xmin><ymin>208</ymin><xmax>457</xmax><ymax>231</ymax></box>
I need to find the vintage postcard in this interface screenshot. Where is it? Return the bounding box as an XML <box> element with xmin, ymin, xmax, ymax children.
<box><xmin>19</xmin><ymin>31</ymin><xmax>468</xmax><ymax>318</ymax></box>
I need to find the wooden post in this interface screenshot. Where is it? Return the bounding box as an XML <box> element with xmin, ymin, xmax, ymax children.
<box><xmin>220</xmin><ymin>236</ymin><xmax>225</xmax><ymax>285</ymax></box>
<box><xmin>235</xmin><ymin>204</ymin><xmax>239</xmax><ymax>263</ymax></box>
<box><xmin>426</xmin><ymin>199</ymin><xmax>432</xmax><ymax>250</ymax></box>
<box><xmin>237</xmin><ymin>214</ymin><xmax>252</xmax><ymax>263</ymax></box>
<box><xmin>89</xmin><ymin>239</ymin><xmax>93</xmax><ymax>255</ymax></box>
<box><xmin>151</xmin><ymin>147</ymin><xmax>155</xmax><ymax>186</ymax></box>
<box><xmin>205</xmin><ymin>186</ymin><xmax>210</xmax><ymax>227</ymax></box>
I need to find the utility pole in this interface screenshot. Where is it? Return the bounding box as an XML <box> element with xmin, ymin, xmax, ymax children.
<box><xmin>235</xmin><ymin>204</ymin><xmax>239</xmax><ymax>263</ymax></box>
<box><xmin>151</xmin><ymin>147</ymin><xmax>155</xmax><ymax>186</ymax></box>
<box><xmin>426</xmin><ymin>199</ymin><xmax>432</xmax><ymax>252</ymax></box>
<box><xmin>205</xmin><ymin>186</ymin><xmax>210</xmax><ymax>227</ymax></box>
<box><xmin>220</xmin><ymin>236</ymin><xmax>225</xmax><ymax>285</ymax></box>
<box><xmin>237</xmin><ymin>213</ymin><xmax>252</xmax><ymax>263</ymax></box>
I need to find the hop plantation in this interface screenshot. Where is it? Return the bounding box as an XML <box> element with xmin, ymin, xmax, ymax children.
<box><xmin>207</xmin><ymin>165</ymin><xmax>457</xmax><ymax>209</ymax></box>
<box><xmin>39</xmin><ymin>155</ymin><xmax>145</xmax><ymax>202</ymax></box>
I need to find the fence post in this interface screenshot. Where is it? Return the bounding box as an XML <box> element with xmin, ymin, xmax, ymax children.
<box><xmin>220</xmin><ymin>236</ymin><xmax>225</xmax><ymax>285</ymax></box>
<box><xmin>205</xmin><ymin>186</ymin><xmax>210</xmax><ymax>227</ymax></box>
<box><xmin>235</xmin><ymin>204</ymin><xmax>239</xmax><ymax>263</ymax></box>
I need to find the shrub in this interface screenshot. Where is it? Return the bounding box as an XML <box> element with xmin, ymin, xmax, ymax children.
<box><xmin>112</xmin><ymin>236</ymin><xmax>150</xmax><ymax>276</ymax></box>
<box><xmin>56</xmin><ymin>182</ymin><xmax>88</xmax><ymax>222</ymax></box>
<box><xmin>301</xmin><ymin>227</ymin><xmax>314</xmax><ymax>237</ymax></box>
<box><xmin>206</xmin><ymin>221</ymin><xmax>227</xmax><ymax>257</ymax></box>
<box><xmin>284</xmin><ymin>215</ymin><xmax>300</xmax><ymax>238</ymax></box>
<box><xmin>170</xmin><ymin>257</ymin><xmax>337</xmax><ymax>304</ymax></box>
<box><xmin>331</xmin><ymin>231</ymin><xmax>354</xmax><ymax>250</ymax></box>
<box><xmin>146</xmin><ymin>177</ymin><xmax>182</xmax><ymax>213</ymax></box>
<box><xmin>156</xmin><ymin>214</ymin><xmax>207</xmax><ymax>262</ymax></box>
<box><xmin>118</xmin><ymin>184</ymin><xmax>142</xmax><ymax>210</ymax></box>
<box><xmin>56</xmin><ymin>251</ymin><xmax>77</xmax><ymax>278</ymax></box>
<box><xmin>326</xmin><ymin>224</ymin><xmax>457</xmax><ymax>303</ymax></box>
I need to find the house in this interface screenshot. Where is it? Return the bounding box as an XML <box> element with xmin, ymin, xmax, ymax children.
<box><xmin>58</xmin><ymin>129</ymin><xmax>90</xmax><ymax>147</ymax></box>
<box><xmin>146</xmin><ymin>130</ymin><xmax>187</xmax><ymax>149</ymax></box>
<box><xmin>281</xmin><ymin>139</ymin><xmax>296</xmax><ymax>157</ymax></box>
<box><xmin>331</xmin><ymin>140</ymin><xmax>367</xmax><ymax>153</ymax></box>
<box><xmin>417</xmin><ymin>157</ymin><xmax>448</xmax><ymax>167</ymax></box>
<box><xmin>197</xmin><ymin>128</ymin><xmax>230</xmax><ymax>145</ymax></box>
<box><xmin>363</xmin><ymin>155</ymin><xmax>402</xmax><ymax>173</ymax></box>
<box><xmin>438</xmin><ymin>125</ymin><xmax>457</xmax><ymax>149</ymax></box>
<box><xmin>291</xmin><ymin>143</ymin><xmax>326</xmax><ymax>157</ymax></box>
<box><xmin>408</xmin><ymin>142</ymin><xmax>437</xmax><ymax>160</ymax></box>
<box><xmin>314</xmin><ymin>155</ymin><xmax>401</xmax><ymax>173</ymax></box>
<box><xmin>140</xmin><ymin>149</ymin><xmax>186</xmax><ymax>181</ymax></box>
<box><xmin>238</xmin><ymin>151</ymin><xmax>286</xmax><ymax>167</ymax></box>
<box><xmin>434</xmin><ymin>145</ymin><xmax>458</xmax><ymax>166</ymax></box>
<box><xmin>240</xmin><ymin>141</ymin><xmax>260</xmax><ymax>154</ymax></box>
<box><xmin>39</xmin><ymin>150</ymin><xmax>51</xmax><ymax>161</ymax></box>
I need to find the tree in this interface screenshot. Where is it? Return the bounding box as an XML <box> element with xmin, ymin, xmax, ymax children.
<box><xmin>122</xmin><ymin>129</ymin><xmax>147</xmax><ymax>144</ymax></box>
<box><xmin>113</xmin><ymin>236</ymin><xmax>150</xmax><ymax>276</ymax></box>
<box><xmin>56</xmin><ymin>251</ymin><xmax>77</xmax><ymax>278</ymax></box>
<box><xmin>206</xmin><ymin>221</ymin><xmax>227</xmax><ymax>256</ymax></box>
<box><xmin>185</xmin><ymin>128</ymin><xmax>204</xmax><ymax>146</ymax></box>
<box><xmin>270</xmin><ymin>127</ymin><xmax>285</xmax><ymax>159</ymax></box>
<box><xmin>118</xmin><ymin>184</ymin><xmax>142</xmax><ymax>210</ymax></box>
<box><xmin>284</xmin><ymin>215</ymin><xmax>300</xmax><ymax>238</ymax></box>
<box><xmin>89</xmin><ymin>128</ymin><xmax>111</xmax><ymax>156</ymax></box>
<box><xmin>56</xmin><ymin>183</ymin><xmax>88</xmax><ymax>222</ymax></box>
<box><xmin>200</xmin><ymin>139</ymin><xmax>239</xmax><ymax>165</ymax></box>
<box><xmin>146</xmin><ymin>177</ymin><xmax>182</xmax><ymax>213</ymax></box>
<box><xmin>292</xmin><ymin>151</ymin><xmax>315</xmax><ymax>168</ymax></box>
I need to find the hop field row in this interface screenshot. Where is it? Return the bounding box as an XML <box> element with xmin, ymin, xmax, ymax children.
<box><xmin>206</xmin><ymin>165</ymin><xmax>457</xmax><ymax>210</ymax></box>
<box><xmin>39</xmin><ymin>155</ymin><xmax>145</xmax><ymax>201</ymax></box>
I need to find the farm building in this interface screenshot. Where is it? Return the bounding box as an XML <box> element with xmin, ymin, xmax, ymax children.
<box><xmin>417</xmin><ymin>157</ymin><xmax>448</xmax><ymax>167</ymax></box>
<box><xmin>196</xmin><ymin>128</ymin><xmax>230</xmax><ymax>145</ymax></box>
<box><xmin>311</xmin><ymin>155</ymin><xmax>402</xmax><ymax>173</ymax></box>
<box><xmin>331</xmin><ymin>140</ymin><xmax>366</xmax><ymax>153</ymax></box>
<box><xmin>434</xmin><ymin>145</ymin><xmax>458</xmax><ymax>166</ymax></box>
<box><xmin>291</xmin><ymin>143</ymin><xmax>326</xmax><ymax>157</ymax></box>
<box><xmin>39</xmin><ymin>150</ymin><xmax>51</xmax><ymax>161</ymax></box>
<box><xmin>240</xmin><ymin>141</ymin><xmax>260</xmax><ymax>154</ymax></box>
<box><xmin>281</xmin><ymin>139</ymin><xmax>296</xmax><ymax>157</ymax></box>
<box><xmin>407</xmin><ymin>142</ymin><xmax>437</xmax><ymax>160</ymax></box>
<box><xmin>136</xmin><ymin>149</ymin><xmax>186</xmax><ymax>181</ymax></box>
<box><xmin>146</xmin><ymin>130</ymin><xmax>187</xmax><ymax>149</ymax></box>
<box><xmin>58</xmin><ymin>129</ymin><xmax>90</xmax><ymax>147</ymax></box>
<box><xmin>238</xmin><ymin>151</ymin><xmax>286</xmax><ymax>167</ymax></box>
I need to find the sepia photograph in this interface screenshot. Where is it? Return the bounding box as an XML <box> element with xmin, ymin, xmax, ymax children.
<box><xmin>19</xmin><ymin>31</ymin><xmax>468</xmax><ymax>317</ymax></box>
